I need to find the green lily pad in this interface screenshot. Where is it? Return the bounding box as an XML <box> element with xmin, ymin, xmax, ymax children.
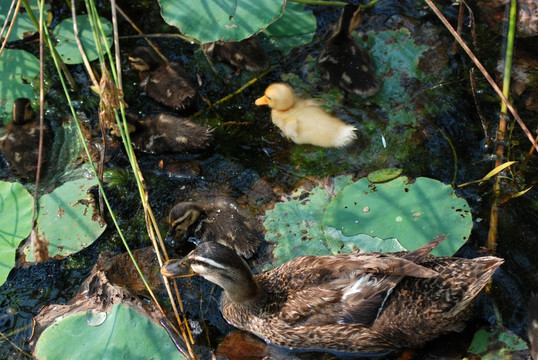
<box><xmin>323</xmin><ymin>228</ymin><xmax>405</xmax><ymax>253</ymax></box>
<box><xmin>53</xmin><ymin>15</ymin><xmax>113</xmax><ymax>64</ymax></box>
<box><xmin>367</xmin><ymin>168</ymin><xmax>403</xmax><ymax>183</ymax></box>
<box><xmin>35</xmin><ymin>304</ymin><xmax>183</xmax><ymax>359</ymax></box>
<box><xmin>322</xmin><ymin>176</ymin><xmax>472</xmax><ymax>256</ymax></box>
<box><xmin>468</xmin><ymin>326</ymin><xmax>529</xmax><ymax>359</ymax></box>
<box><xmin>263</xmin><ymin>175</ymin><xmax>354</xmax><ymax>268</ymax></box>
<box><xmin>0</xmin><ymin>0</ymin><xmax>51</xmax><ymax>42</ymax></box>
<box><xmin>46</xmin><ymin>118</ymin><xmax>87</xmax><ymax>181</ymax></box>
<box><xmin>365</xmin><ymin>29</ymin><xmax>428</xmax><ymax>109</ymax></box>
<box><xmin>0</xmin><ymin>49</ymin><xmax>40</xmax><ymax>123</ymax></box>
<box><xmin>263</xmin><ymin>3</ymin><xmax>316</xmax><ymax>55</ymax></box>
<box><xmin>25</xmin><ymin>177</ymin><xmax>106</xmax><ymax>261</ymax></box>
<box><xmin>0</xmin><ymin>181</ymin><xmax>34</xmax><ymax>286</ymax></box>
<box><xmin>159</xmin><ymin>0</ymin><xmax>285</xmax><ymax>42</ymax></box>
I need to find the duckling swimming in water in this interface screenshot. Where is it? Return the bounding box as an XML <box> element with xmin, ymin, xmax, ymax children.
<box><xmin>0</xmin><ymin>98</ymin><xmax>50</xmax><ymax>180</ymax></box>
<box><xmin>255</xmin><ymin>83</ymin><xmax>357</xmax><ymax>147</ymax></box>
<box><xmin>161</xmin><ymin>236</ymin><xmax>503</xmax><ymax>354</ymax></box>
<box><xmin>128</xmin><ymin>47</ymin><xmax>197</xmax><ymax>111</ymax></box>
<box><xmin>318</xmin><ymin>4</ymin><xmax>381</xmax><ymax>97</ymax></box>
<box><xmin>203</xmin><ymin>37</ymin><xmax>269</xmax><ymax>72</ymax></box>
<box><xmin>168</xmin><ymin>198</ymin><xmax>262</xmax><ymax>259</ymax></box>
<box><xmin>125</xmin><ymin>113</ymin><xmax>213</xmax><ymax>154</ymax></box>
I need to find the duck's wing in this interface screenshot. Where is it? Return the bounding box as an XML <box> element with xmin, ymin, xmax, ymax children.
<box><xmin>340</xmin><ymin>235</ymin><xmax>448</xmax><ymax>325</ymax></box>
<box><xmin>274</xmin><ymin>236</ymin><xmax>447</xmax><ymax>327</ymax></box>
<box><xmin>273</xmin><ymin>253</ymin><xmax>437</xmax><ymax>326</ymax></box>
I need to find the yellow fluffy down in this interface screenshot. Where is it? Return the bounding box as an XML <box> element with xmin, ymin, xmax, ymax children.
<box><xmin>255</xmin><ymin>83</ymin><xmax>356</xmax><ymax>148</ymax></box>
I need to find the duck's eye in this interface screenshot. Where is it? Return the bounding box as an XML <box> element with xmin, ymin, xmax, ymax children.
<box><xmin>266</xmin><ymin>96</ymin><xmax>271</xmax><ymax>100</ymax></box>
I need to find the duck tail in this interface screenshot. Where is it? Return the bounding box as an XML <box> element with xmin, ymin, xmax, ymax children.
<box><xmin>336</xmin><ymin>124</ymin><xmax>357</xmax><ymax>147</ymax></box>
<box><xmin>448</xmin><ymin>255</ymin><xmax>503</xmax><ymax>318</ymax></box>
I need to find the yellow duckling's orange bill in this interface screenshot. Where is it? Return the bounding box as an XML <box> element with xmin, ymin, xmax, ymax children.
<box><xmin>254</xmin><ymin>95</ymin><xmax>268</xmax><ymax>106</ymax></box>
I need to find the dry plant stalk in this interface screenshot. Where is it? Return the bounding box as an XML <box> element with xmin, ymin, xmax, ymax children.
<box><xmin>424</xmin><ymin>0</ymin><xmax>537</xmax><ymax>153</ymax></box>
<box><xmin>425</xmin><ymin>0</ymin><xmax>535</xmax><ymax>254</ymax></box>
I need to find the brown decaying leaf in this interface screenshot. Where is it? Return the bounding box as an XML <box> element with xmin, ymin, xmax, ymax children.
<box><xmin>31</xmin><ymin>228</ymin><xmax>49</xmax><ymax>263</ymax></box>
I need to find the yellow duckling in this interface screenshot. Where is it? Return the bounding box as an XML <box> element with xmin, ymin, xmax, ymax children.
<box><xmin>255</xmin><ymin>83</ymin><xmax>357</xmax><ymax>147</ymax></box>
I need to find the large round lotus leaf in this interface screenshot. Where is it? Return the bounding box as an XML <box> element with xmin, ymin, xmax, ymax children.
<box><xmin>0</xmin><ymin>49</ymin><xmax>39</xmax><ymax>123</ymax></box>
<box><xmin>0</xmin><ymin>181</ymin><xmax>34</xmax><ymax>286</ymax></box>
<box><xmin>25</xmin><ymin>177</ymin><xmax>106</xmax><ymax>261</ymax></box>
<box><xmin>322</xmin><ymin>176</ymin><xmax>472</xmax><ymax>256</ymax></box>
<box><xmin>263</xmin><ymin>175</ymin><xmax>354</xmax><ymax>269</ymax></box>
<box><xmin>263</xmin><ymin>3</ymin><xmax>316</xmax><ymax>55</ymax></box>
<box><xmin>53</xmin><ymin>15</ymin><xmax>112</xmax><ymax>64</ymax></box>
<box><xmin>35</xmin><ymin>304</ymin><xmax>183</xmax><ymax>359</ymax></box>
<box><xmin>0</xmin><ymin>0</ymin><xmax>51</xmax><ymax>42</ymax></box>
<box><xmin>159</xmin><ymin>0</ymin><xmax>285</xmax><ymax>42</ymax></box>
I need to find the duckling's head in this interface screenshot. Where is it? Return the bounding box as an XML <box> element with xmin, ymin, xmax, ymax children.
<box><xmin>168</xmin><ymin>202</ymin><xmax>203</xmax><ymax>232</ymax></box>
<box><xmin>255</xmin><ymin>83</ymin><xmax>296</xmax><ymax>111</ymax></box>
<box><xmin>161</xmin><ymin>242</ymin><xmax>259</xmax><ymax>302</ymax></box>
<box><xmin>128</xmin><ymin>47</ymin><xmax>164</xmax><ymax>72</ymax></box>
<box><xmin>12</xmin><ymin>98</ymin><xmax>34</xmax><ymax>125</ymax></box>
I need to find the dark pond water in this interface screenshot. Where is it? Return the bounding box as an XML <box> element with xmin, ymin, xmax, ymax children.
<box><xmin>1</xmin><ymin>0</ymin><xmax>537</xmax><ymax>359</ymax></box>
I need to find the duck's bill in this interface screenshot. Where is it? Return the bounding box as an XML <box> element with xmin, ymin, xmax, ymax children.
<box><xmin>255</xmin><ymin>95</ymin><xmax>268</xmax><ymax>106</ymax></box>
<box><xmin>160</xmin><ymin>258</ymin><xmax>194</xmax><ymax>278</ymax></box>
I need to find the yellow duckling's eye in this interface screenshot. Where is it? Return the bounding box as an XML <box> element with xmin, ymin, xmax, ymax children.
<box><xmin>266</xmin><ymin>96</ymin><xmax>271</xmax><ymax>100</ymax></box>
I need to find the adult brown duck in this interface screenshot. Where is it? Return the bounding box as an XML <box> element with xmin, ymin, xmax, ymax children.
<box><xmin>162</xmin><ymin>235</ymin><xmax>503</xmax><ymax>354</ymax></box>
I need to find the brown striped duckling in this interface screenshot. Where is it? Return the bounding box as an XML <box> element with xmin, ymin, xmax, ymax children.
<box><xmin>168</xmin><ymin>198</ymin><xmax>262</xmax><ymax>259</ymax></box>
<box><xmin>255</xmin><ymin>83</ymin><xmax>356</xmax><ymax>147</ymax></box>
<box><xmin>203</xmin><ymin>37</ymin><xmax>269</xmax><ymax>72</ymax></box>
<box><xmin>128</xmin><ymin>47</ymin><xmax>197</xmax><ymax>110</ymax></box>
<box><xmin>161</xmin><ymin>236</ymin><xmax>503</xmax><ymax>354</ymax></box>
<box><xmin>0</xmin><ymin>98</ymin><xmax>50</xmax><ymax>180</ymax></box>
<box><xmin>318</xmin><ymin>4</ymin><xmax>381</xmax><ymax>97</ymax></box>
<box><xmin>125</xmin><ymin>113</ymin><xmax>212</xmax><ymax>154</ymax></box>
